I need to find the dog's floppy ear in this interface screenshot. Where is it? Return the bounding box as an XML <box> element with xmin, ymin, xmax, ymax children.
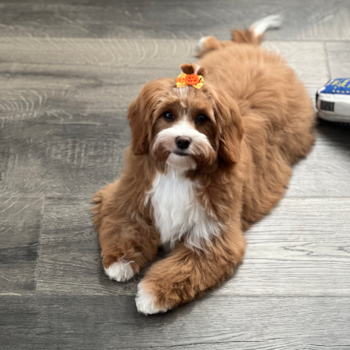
<box><xmin>128</xmin><ymin>78</ymin><xmax>175</xmax><ymax>156</ymax></box>
<box><xmin>127</xmin><ymin>99</ymin><xmax>149</xmax><ymax>155</ymax></box>
<box><xmin>211</xmin><ymin>89</ymin><xmax>244</xmax><ymax>165</ymax></box>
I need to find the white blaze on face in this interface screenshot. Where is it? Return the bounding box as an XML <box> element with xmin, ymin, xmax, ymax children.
<box><xmin>176</xmin><ymin>86</ymin><xmax>190</xmax><ymax>108</ymax></box>
<box><xmin>152</xmin><ymin>116</ymin><xmax>213</xmax><ymax>171</ymax></box>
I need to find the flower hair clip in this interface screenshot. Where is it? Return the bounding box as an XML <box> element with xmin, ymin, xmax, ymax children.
<box><xmin>176</xmin><ymin>64</ymin><xmax>205</xmax><ymax>90</ymax></box>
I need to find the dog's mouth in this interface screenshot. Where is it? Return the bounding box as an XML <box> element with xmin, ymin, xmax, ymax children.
<box><xmin>172</xmin><ymin>150</ymin><xmax>189</xmax><ymax>157</ymax></box>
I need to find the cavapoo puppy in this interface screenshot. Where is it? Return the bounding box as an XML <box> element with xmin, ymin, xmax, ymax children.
<box><xmin>92</xmin><ymin>15</ymin><xmax>315</xmax><ymax>315</ymax></box>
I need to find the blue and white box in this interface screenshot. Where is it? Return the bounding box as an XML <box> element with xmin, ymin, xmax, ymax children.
<box><xmin>316</xmin><ymin>78</ymin><xmax>350</xmax><ymax>123</ymax></box>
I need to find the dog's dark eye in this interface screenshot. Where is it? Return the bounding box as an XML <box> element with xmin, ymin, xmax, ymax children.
<box><xmin>163</xmin><ymin>111</ymin><xmax>174</xmax><ymax>121</ymax></box>
<box><xmin>196</xmin><ymin>114</ymin><xmax>208</xmax><ymax>124</ymax></box>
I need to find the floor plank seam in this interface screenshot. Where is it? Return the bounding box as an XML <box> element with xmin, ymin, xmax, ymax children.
<box><xmin>33</xmin><ymin>194</ymin><xmax>46</xmax><ymax>295</ymax></box>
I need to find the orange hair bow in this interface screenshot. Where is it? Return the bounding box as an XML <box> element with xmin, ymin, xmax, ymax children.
<box><xmin>176</xmin><ymin>72</ymin><xmax>204</xmax><ymax>90</ymax></box>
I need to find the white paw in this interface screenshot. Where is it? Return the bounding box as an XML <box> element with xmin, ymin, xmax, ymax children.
<box><xmin>104</xmin><ymin>259</ymin><xmax>134</xmax><ymax>282</ymax></box>
<box><xmin>196</xmin><ymin>36</ymin><xmax>209</xmax><ymax>51</ymax></box>
<box><xmin>135</xmin><ymin>282</ymin><xmax>170</xmax><ymax>315</ymax></box>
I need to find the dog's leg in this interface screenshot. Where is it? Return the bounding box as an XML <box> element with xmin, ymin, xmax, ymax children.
<box><xmin>135</xmin><ymin>224</ymin><xmax>246</xmax><ymax>314</ymax></box>
<box><xmin>196</xmin><ymin>36</ymin><xmax>229</xmax><ymax>58</ymax></box>
<box><xmin>92</xmin><ymin>181</ymin><xmax>120</xmax><ymax>232</ymax></box>
<box><xmin>92</xmin><ymin>182</ymin><xmax>160</xmax><ymax>282</ymax></box>
<box><xmin>99</xmin><ymin>218</ymin><xmax>159</xmax><ymax>282</ymax></box>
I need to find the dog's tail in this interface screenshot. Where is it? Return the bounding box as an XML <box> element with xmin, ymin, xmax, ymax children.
<box><xmin>232</xmin><ymin>15</ymin><xmax>282</xmax><ymax>45</ymax></box>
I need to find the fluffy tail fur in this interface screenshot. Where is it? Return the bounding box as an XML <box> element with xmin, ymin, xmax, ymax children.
<box><xmin>232</xmin><ymin>15</ymin><xmax>283</xmax><ymax>45</ymax></box>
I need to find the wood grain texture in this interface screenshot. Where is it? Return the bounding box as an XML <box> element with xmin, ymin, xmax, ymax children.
<box><xmin>326</xmin><ymin>42</ymin><xmax>350</xmax><ymax>77</ymax></box>
<box><xmin>0</xmin><ymin>39</ymin><xmax>328</xmax><ymax>117</ymax></box>
<box><xmin>0</xmin><ymin>0</ymin><xmax>349</xmax><ymax>40</ymax></box>
<box><xmin>0</xmin><ymin>118</ymin><xmax>130</xmax><ymax>196</ymax></box>
<box><xmin>1</xmin><ymin>295</ymin><xmax>350</xmax><ymax>350</ymax></box>
<box><xmin>216</xmin><ymin>198</ymin><xmax>350</xmax><ymax>296</ymax></box>
<box><xmin>0</xmin><ymin>195</ymin><xmax>44</xmax><ymax>294</ymax></box>
<box><xmin>36</xmin><ymin>198</ymin><xmax>140</xmax><ymax>296</ymax></box>
<box><xmin>0</xmin><ymin>38</ymin><xmax>196</xmax><ymax>122</ymax></box>
<box><xmin>4</xmin><ymin>38</ymin><xmax>348</xmax><ymax>199</ymax></box>
<box><xmin>35</xmin><ymin>197</ymin><xmax>350</xmax><ymax>297</ymax></box>
<box><xmin>0</xmin><ymin>1</ymin><xmax>350</xmax><ymax>348</ymax></box>
<box><xmin>287</xmin><ymin>123</ymin><xmax>350</xmax><ymax>197</ymax></box>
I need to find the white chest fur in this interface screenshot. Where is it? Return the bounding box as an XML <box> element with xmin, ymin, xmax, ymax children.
<box><xmin>146</xmin><ymin>168</ymin><xmax>220</xmax><ymax>249</ymax></box>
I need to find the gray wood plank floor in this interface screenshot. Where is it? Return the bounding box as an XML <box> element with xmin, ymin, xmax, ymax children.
<box><xmin>1</xmin><ymin>1</ymin><xmax>350</xmax><ymax>349</ymax></box>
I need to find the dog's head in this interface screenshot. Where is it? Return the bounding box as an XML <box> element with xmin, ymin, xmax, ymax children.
<box><xmin>128</xmin><ymin>63</ymin><xmax>243</xmax><ymax>171</ymax></box>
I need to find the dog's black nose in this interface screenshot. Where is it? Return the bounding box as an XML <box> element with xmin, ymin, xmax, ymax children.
<box><xmin>175</xmin><ymin>136</ymin><xmax>191</xmax><ymax>150</ymax></box>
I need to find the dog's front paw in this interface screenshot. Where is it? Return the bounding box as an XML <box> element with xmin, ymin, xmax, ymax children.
<box><xmin>135</xmin><ymin>281</ymin><xmax>171</xmax><ymax>315</ymax></box>
<box><xmin>104</xmin><ymin>259</ymin><xmax>135</xmax><ymax>282</ymax></box>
